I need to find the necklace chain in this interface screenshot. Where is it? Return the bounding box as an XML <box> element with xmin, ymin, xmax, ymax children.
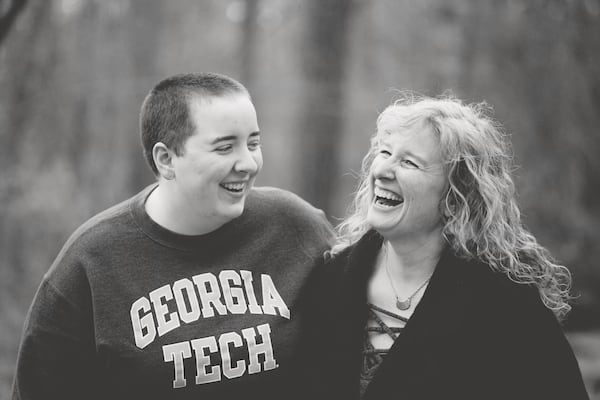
<box><xmin>383</xmin><ymin>244</ymin><xmax>433</xmax><ymax>311</ymax></box>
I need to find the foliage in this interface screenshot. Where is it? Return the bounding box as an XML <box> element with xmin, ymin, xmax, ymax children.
<box><xmin>1</xmin><ymin>0</ymin><xmax>599</xmax><ymax>397</ymax></box>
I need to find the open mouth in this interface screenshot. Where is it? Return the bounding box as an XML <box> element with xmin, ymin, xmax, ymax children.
<box><xmin>374</xmin><ymin>187</ymin><xmax>403</xmax><ymax>207</ymax></box>
<box><xmin>220</xmin><ymin>182</ymin><xmax>246</xmax><ymax>194</ymax></box>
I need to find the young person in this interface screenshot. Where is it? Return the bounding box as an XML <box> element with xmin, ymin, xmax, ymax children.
<box><xmin>302</xmin><ymin>94</ymin><xmax>589</xmax><ymax>400</ymax></box>
<box><xmin>12</xmin><ymin>72</ymin><xmax>334</xmax><ymax>400</ymax></box>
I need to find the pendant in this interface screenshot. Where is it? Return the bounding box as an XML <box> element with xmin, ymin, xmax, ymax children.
<box><xmin>396</xmin><ymin>298</ymin><xmax>411</xmax><ymax>310</ymax></box>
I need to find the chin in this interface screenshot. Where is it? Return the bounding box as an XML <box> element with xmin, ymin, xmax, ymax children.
<box><xmin>367</xmin><ymin>210</ymin><xmax>397</xmax><ymax>232</ymax></box>
<box><xmin>221</xmin><ymin>202</ymin><xmax>246</xmax><ymax>221</ymax></box>
<box><xmin>370</xmin><ymin>224</ymin><xmax>397</xmax><ymax>238</ymax></box>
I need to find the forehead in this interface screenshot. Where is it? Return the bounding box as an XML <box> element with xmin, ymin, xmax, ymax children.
<box><xmin>188</xmin><ymin>93</ymin><xmax>255</xmax><ymax>117</ymax></box>
<box><xmin>378</xmin><ymin>106</ymin><xmax>422</xmax><ymax>131</ymax></box>
<box><xmin>187</xmin><ymin>94</ymin><xmax>258</xmax><ymax>136</ymax></box>
<box><xmin>378</xmin><ymin>114</ymin><xmax>438</xmax><ymax>144</ymax></box>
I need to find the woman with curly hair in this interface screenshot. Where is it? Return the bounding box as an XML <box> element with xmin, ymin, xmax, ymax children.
<box><xmin>300</xmin><ymin>95</ymin><xmax>588</xmax><ymax>400</ymax></box>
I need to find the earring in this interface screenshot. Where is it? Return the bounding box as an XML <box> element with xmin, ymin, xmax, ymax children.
<box><xmin>164</xmin><ymin>172</ymin><xmax>175</xmax><ymax>181</ymax></box>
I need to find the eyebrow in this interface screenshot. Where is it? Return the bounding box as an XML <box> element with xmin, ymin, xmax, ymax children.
<box><xmin>403</xmin><ymin>150</ymin><xmax>428</xmax><ymax>166</ymax></box>
<box><xmin>379</xmin><ymin>140</ymin><xmax>429</xmax><ymax>166</ymax></box>
<box><xmin>210</xmin><ymin>131</ymin><xmax>260</xmax><ymax>145</ymax></box>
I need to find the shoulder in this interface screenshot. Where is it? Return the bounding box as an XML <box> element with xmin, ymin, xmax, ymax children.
<box><xmin>319</xmin><ymin>230</ymin><xmax>382</xmax><ymax>280</ymax></box>
<box><xmin>450</xmin><ymin>255</ymin><xmax>586</xmax><ymax>398</ymax></box>
<box><xmin>454</xmin><ymin>254</ymin><xmax>551</xmax><ymax>320</ymax></box>
<box><xmin>249</xmin><ymin>186</ymin><xmax>323</xmax><ymax>217</ymax></box>
<box><xmin>327</xmin><ymin>230</ymin><xmax>381</xmax><ymax>265</ymax></box>
<box><xmin>459</xmin><ymin>255</ymin><xmax>538</xmax><ymax>297</ymax></box>
<box><xmin>248</xmin><ymin>186</ymin><xmax>333</xmax><ymax>231</ymax></box>
<box><xmin>246</xmin><ymin>186</ymin><xmax>335</xmax><ymax>251</ymax></box>
<box><xmin>441</xmin><ymin>253</ymin><xmax>569</xmax><ymax>368</ymax></box>
<box><xmin>46</xmin><ymin>189</ymin><xmax>145</xmax><ymax>279</ymax></box>
<box><xmin>61</xmin><ymin>191</ymin><xmax>141</xmax><ymax>252</ymax></box>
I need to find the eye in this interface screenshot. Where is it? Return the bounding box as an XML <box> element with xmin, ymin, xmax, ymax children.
<box><xmin>379</xmin><ymin>149</ymin><xmax>391</xmax><ymax>157</ymax></box>
<box><xmin>401</xmin><ymin>159</ymin><xmax>419</xmax><ymax>169</ymax></box>
<box><xmin>248</xmin><ymin>140</ymin><xmax>261</xmax><ymax>151</ymax></box>
<box><xmin>215</xmin><ymin>144</ymin><xmax>233</xmax><ymax>154</ymax></box>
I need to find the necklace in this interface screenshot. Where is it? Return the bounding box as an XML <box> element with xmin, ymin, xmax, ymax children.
<box><xmin>383</xmin><ymin>246</ymin><xmax>433</xmax><ymax>311</ymax></box>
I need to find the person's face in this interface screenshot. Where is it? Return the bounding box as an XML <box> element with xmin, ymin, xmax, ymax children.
<box><xmin>366</xmin><ymin>118</ymin><xmax>448</xmax><ymax>243</ymax></box>
<box><xmin>171</xmin><ymin>94</ymin><xmax>262</xmax><ymax>225</ymax></box>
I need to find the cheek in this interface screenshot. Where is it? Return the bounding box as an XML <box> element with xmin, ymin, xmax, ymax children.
<box><xmin>254</xmin><ymin>152</ymin><xmax>264</xmax><ymax>171</ymax></box>
<box><xmin>413</xmin><ymin>181</ymin><xmax>445</xmax><ymax>208</ymax></box>
<box><xmin>423</xmin><ymin>186</ymin><xmax>447</xmax><ymax>219</ymax></box>
<box><xmin>427</xmin><ymin>184</ymin><xmax>445</xmax><ymax>201</ymax></box>
<box><xmin>202</xmin><ymin>163</ymin><xmax>231</xmax><ymax>183</ymax></box>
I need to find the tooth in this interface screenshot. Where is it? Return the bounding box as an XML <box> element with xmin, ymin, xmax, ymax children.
<box><xmin>375</xmin><ymin>187</ymin><xmax>401</xmax><ymax>201</ymax></box>
<box><xmin>223</xmin><ymin>183</ymin><xmax>246</xmax><ymax>191</ymax></box>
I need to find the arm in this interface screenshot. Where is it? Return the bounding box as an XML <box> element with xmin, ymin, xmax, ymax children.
<box><xmin>292</xmin><ymin>252</ymin><xmax>349</xmax><ymax>400</ymax></box>
<box><xmin>507</xmin><ymin>288</ymin><xmax>589</xmax><ymax>400</ymax></box>
<box><xmin>12</xmin><ymin>268</ymin><xmax>99</xmax><ymax>400</ymax></box>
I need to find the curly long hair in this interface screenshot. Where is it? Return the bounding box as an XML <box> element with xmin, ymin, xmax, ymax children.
<box><xmin>334</xmin><ymin>93</ymin><xmax>572</xmax><ymax>320</ymax></box>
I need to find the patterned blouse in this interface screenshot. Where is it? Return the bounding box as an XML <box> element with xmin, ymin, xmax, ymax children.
<box><xmin>360</xmin><ymin>303</ymin><xmax>408</xmax><ymax>399</ymax></box>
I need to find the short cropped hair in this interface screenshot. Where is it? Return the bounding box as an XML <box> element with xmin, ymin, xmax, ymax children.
<box><xmin>335</xmin><ymin>93</ymin><xmax>572</xmax><ymax>320</ymax></box>
<box><xmin>139</xmin><ymin>72</ymin><xmax>250</xmax><ymax>175</ymax></box>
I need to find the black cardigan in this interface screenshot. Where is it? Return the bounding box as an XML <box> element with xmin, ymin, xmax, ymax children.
<box><xmin>298</xmin><ymin>231</ymin><xmax>589</xmax><ymax>400</ymax></box>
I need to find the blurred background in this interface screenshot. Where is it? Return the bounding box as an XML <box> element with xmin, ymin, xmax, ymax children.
<box><xmin>1</xmin><ymin>0</ymin><xmax>599</xmax><ymax>398</ymax></box>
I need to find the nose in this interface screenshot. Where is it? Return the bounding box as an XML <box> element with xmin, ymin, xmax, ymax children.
<box><xmin>371</xmin><ymin>157</ymin><xmax>395</xmax><ymax>181</ymax></box>
<box><xmin>234</xmin><ymin>147</ymin><xmax>261</xmax><ymax>175</ymax></box>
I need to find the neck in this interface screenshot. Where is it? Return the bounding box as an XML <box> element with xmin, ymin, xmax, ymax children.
<box><xmin>145</xmin><ymin>182</ymin><xmax>225</xmax><ymax>235</ymax></box>
<box><xmin>381</xmin><ymin>232</ymin><xmax>445</xmax><ymax>283</ymax></box>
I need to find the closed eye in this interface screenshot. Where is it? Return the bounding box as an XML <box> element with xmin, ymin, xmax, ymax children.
<box><xmin>248</xmin><ymin>140</ymin><xmax>261</xmax><ymax>151</ymax></box>
<box><xmin>401</xmin><ymin>159</ymin><xmax>419</xmax><ymax>168</ymax></box>
<box><xmin>215</xmin><ymin>144</ymin><xmax>233</xmax><ymax>154</ymax></box>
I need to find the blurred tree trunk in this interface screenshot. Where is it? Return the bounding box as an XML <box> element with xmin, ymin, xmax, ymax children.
<box><xmin>127</xmin><ymin>0</ymin><xmax>166</xmax><ymax>188</ymax></box>
<box><xmin>297</xmin><ymin>0</ymin><xmax>353</xmax><ymax>213</ymax></box>
<box><xmin>0</xmin><ymin>2</ymin><xmax>58</xmax><ymax>389</ymax></box>
<box><xmin>240</xmin><ymin>0</ymin><xmax>258</xmax><ymax>93</ymax></box>
<box><xmin>0</xmin><ymin>0</ymin><xmax>28</xmax><ymax>46</ymax></box>
<box><xmin>1</xmin><ymin>0</ymin><xmax>54</xmax><ymax>281</ymax></box>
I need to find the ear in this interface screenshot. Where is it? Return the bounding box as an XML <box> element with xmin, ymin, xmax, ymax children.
<box><xmin>152</xmin><ymin>142</ymin><xmax>176</xmax><ymax>180</ymax></box>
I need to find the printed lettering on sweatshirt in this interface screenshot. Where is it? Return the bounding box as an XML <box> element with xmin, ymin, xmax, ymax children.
<box><xmin>129</xmin><ymin>270</ymin><xmax>290</xmax><ymax>389</ymax></box>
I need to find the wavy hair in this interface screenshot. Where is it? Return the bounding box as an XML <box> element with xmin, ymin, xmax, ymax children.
<box><xmin>334</xmin><ymin>93</ymin><xmax>572</xmax><ymax>320</ymax></box>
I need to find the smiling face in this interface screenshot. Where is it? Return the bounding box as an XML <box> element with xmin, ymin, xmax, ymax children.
<box><xmin>170</xmin><ymin>93</ymin><xmax>262</xmax><ymax>227</ymax></box>
<box><xmin>366</xmin><ymin>116</ymin><xmax>448</xmax><ymax>244</ymax></box>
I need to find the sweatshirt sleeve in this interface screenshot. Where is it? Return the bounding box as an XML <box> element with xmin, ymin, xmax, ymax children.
<box><xmin>12</xmin><ymin>269</ymin><xmax>99</xmax><ymax>400</ymax></box>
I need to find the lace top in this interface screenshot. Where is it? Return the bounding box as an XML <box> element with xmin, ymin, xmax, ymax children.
<box><xmin>360</xmin><ymin>303</ymin><xmax>408</xmax><ymax>399</ymax></box>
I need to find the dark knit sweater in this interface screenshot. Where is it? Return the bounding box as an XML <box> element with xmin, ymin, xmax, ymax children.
<box><xmin>300</xmin><ymin>230</ymin><xmax>589</xmax><ymax>400</ymax></box>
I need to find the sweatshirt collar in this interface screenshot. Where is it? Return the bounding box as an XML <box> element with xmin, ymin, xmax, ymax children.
<box><xmin>130</xmin><ymin>184</ymin><xmax>251</xmax><ymax>253</ymax></box>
